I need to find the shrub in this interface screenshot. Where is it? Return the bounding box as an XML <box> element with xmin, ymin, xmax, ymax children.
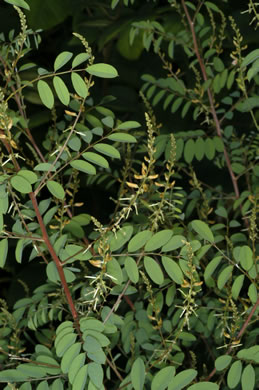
<box><xmin>0</xmin><ymin>1</ymin><xmax>258</xmax><ymax>389</ymax></box>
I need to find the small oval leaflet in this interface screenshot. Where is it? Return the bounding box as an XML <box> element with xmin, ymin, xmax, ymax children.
<box><xmin>162</xmin><ymin>256</ymin><xmax>184</xmax><ymax>285</ymax></box>
<box><xmin>125</xmin><ymin>256</ymin><xmax>139</xmax><ymax>283</ymax></box>
<box><xmin>54</xmin><ymin>51</ymin><xmax>73</xmax><ymax>71</ymax></box>
<box><xmin>72</xmin><ymin>53</ymin><xmax>90</xmax><ymax>68</ymax></box>
<box><xmin>106</xmin><ymin>258</ymin><xmax>123</xmax><ymax>285</ymax></box>
<box><xmin>4</xmin><ymin>0</ymin><xmax>30</xmax><ymax>10</ymax></box>
<box><xmin>184</xmin><ymin>138</ymin><xmax>195</xmax><ymax>163</ymax></box>
<box><xmin>17</xmin><ymin>170</ymin><xmax>38</xmax><ymax>184</ymax></box>
<box><xmin>61</xmin><ymin>342</ymin><xmax>81</xmax><ymax>374</ymax></box>
<box><xmin>117</xmin><ymin>121</ymin><xmax>141</xmax><ymax>130</ymax></box>
<box><xmin>68</xmin><ymin>353</ymin><xmax>86</xmax><ymax>385</ymax></box>
<box><xmin>88</xmin><ymin>362</ymin><xmax>104</xmax><ymax>388</ymax></box>
<box><xmin>227</xmin><ymin>360</ymin><xmax>242</xmax><ymax>389</ymax></box>
<box><xmin>93</xmin><ymin>143</ymin><xmax>120</xmax><ymax>159</ymax></box>
<box><xmin>239</xmin><ymin>245</ymin><xmax>253</xmax><ymax>271</ymax></box>
<box><xmin>34</xmin><ymin>163</ymin><xmax>56</xmax><ymax>172</ymax></box>
<box><xmin>109</xmin><ymin>225</ymin><xmax>133</xmax><ymax>251</ymax></box>
<box><xmin>86</xmin><ymin>63</ymin><xmax>118</xmax><ymax>78</ymax></box>
<box><xmin>215</xmin><ymin>355</ymin><xmax>232</xmax><ymax>371</ymax></box>
<box><xmin>187</xmin><ymin>383</ymin><xmax>219</xmax><ymax>390</ymax></box>
<box><xmin>128</xmin><ymin>230</ymin><xmax>153</xmax><ymax>252</ymax></box>
<box><xmin>232</xmin><ymin>274</ymin><xmax>245</xmax><ymax>300</ymax></box>
<box><xmin>82</xmin><ymin>152</ymin><xmax>109</xmax><ymax>169</ymax></box>
<box><xmin>151</xmin><ymin>366</ymin><xmax>175</xmax><ymax>390</ymax></box>
<box><xmin>131</xmin><ymin>357</ymin><xmax>145</xmax><ymax>390</ymax></box>
<box><xmin>192</xmin><ymin>220</ymin><xmax>214</xmax><ymax>243</ymax></box>
<box><xmin>71</xmin><ymin>72</ymin><xmax>88</xmax><ymax>98</ymax></box>
<box><xmin>70</xmin><ymin>160</ymin><xmax>96</xmax><ymax>175</ymax></box>
<box><xmin>241</xmin><ymin>364</ymin><xmax>255</xmax><ymax>390</ymax></box>
<box><xmin>37</xmin><ymin>80</ymin><xmax>54</xmax><ymax>109</ymax></box>
<box><xmin>72</xmin><ymin>364</ymin><xmax>88</xmax><ymax>390</ymax></box>
<box><xmin>145</xmin><ymin>229</ymin><xmax>173</xmax><ymax>251</ymax></box>
<box><xmin>204</xmin><ymin>256</ymin><xmax>222</xmax><ymax>282</ymax></box>
<box><xmin>107</xmin><ymin>133</ymin><xmax>137</xmax><ymax>143</ymax></box>
<box><xmin>144</xmin><ymin>256</ymin><xmax>164</xmax><ymax>285</ymax></box>
<box><xmin>53</xmin><ymin>76</ymin><xmax>70</xmax><ymax>106</ymax></box>
<box><xmin>0</xmin><ymin>239</ymin><xmax>8</xmax><ymax>268</ymax></box>
<box><xmin>47</xmin><ymin>180</ymin><xmax>65</xmax><ymax>200</ymax></box>
<box><xmin>55</xmin><ymin>332</ymin><xmax>77</xmax><ymax>358</ymax></box>
<box><xmin>168</xmin><ymin>368</ymin><xmax>197</xmax><ymax>390</ymax></box>
<box><xmin>11</xmin><ymin>175</ymin><xmax>32</xmax><ymax>194</ymax></box>
<box><xmin>217</xmin><ymin>265</ymin><xmax>233</xmax><ymax>290</ymax></box>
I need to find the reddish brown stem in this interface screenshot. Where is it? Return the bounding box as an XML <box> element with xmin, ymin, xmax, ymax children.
<box><xmin>181</xmin><ymin>0</ymin><xmax>240</xmax><ymax>199</ymax></box>
<box><xmin>29</xmin><ymin>192</ymin><xmax>80</xmax><ymax>333</ymax></box>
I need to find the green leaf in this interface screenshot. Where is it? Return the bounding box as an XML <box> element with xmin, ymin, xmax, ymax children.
<box><xmin>213</xmin><ymin>57</ymin><xmax>224</xmax><ymax>72</ymax></box>
<box><xmin>247</xmin><ymin>58</ymin><xmax>259</xmax><ymax>81</ymax></box>
<box><xmin>70</xmin><ymin>160</ymin><xmax>96</xmax><ymax>175</ymax></box>
<box><xmin>84</xmin><ymin>336</ymin><xmax>102</xmax><ymax>353</ymax></box>
<box><xmin>125</xmin><ymin>256</ymin><xmax>139</xmax><ymax>283</ymax></box>
<box><xmin>195</xmin><ymin>138</ymin><xmax>205</xmax><ymax>161</ymax></box>
<box><xmin>4</xmin><ymin>0</ymin><xmax>30</xmax><ymax>10</ymax></box>
<box><xmin>107</xmin><ymin>133</ymin><xmax>137</xmax><ymax>143</ymax></box>
<box><xmin>205</xmin><ymin>138</ymin><xmax>215</xmax><ymax>160</ymax></box>
<box><xmin>51</xmin><ymin>379</ymin><xmax>63</xmax><ymax>390</ymax></box>
<box><xmin>15</xmin><ymin>238</ymin><xmax>30</xmax><ymax>264</ymax></box>
<box><xmin>192</xmin><ymin>220</ymin><xmax>214</xmax><ymax>243</ymax></box>
<box><xmin>162</xmin><ymin>256</ymin><xmax>184</xmax><ymax>284</ymax></box>
<box><xmin>53</xmin><ymin>76</ymin><xmax>70</xmax><ymax>106</ymax></box>
<box><xmin>217</xmin><ymin>265</ymin><xmax>233</xmax><ymax>290</ymax></box>
<box><xmin>47</xmin><ymin>180</ymin><xmax>65</xmax><ymax>200</ymax></box>
<box><xmin>72</xmin><ymin>53</ymin><xmax>90</xmax><ymax>68</ymax></box>
<box><xmin>0</xmin><ymin>369</ymin><xmax>28</xmax><ymax>382</ymax></box>
<box><xmin>215</xmin><ymin>355</ymin><xmax>232</xmax><ymax>371</ymax></box>
<box><xmin>88</xmin><ymin>362</ymin><xmax>103</xmax><ymax>388</ymax></box>
<box><xmin>184</xmin><ymin>139</ymin><xmax>195</xmax><ymax>163</ymax></box>
<box><xmin>241</xmin><ymin>364</ymin><xmax>255</xmax><ymax>390</ymax></box>
<box><xmin>131</xmin><ymin>357</ymin><xmax>145</xmax><ymax>390</ymax></box>
<box><xmin>128</xmin><ymin>230</ymin><xmax>153</xmax><ymax>252</ymax></box>
<box><xmin>232</xmin><ymin>275</ymin><xmax>245</xmax><ymax>300</ymax></box>
<box><xmin>145</xmin><ymin>229</ymin><xmax>173</xmax><ymax>251</ymax></box>
<box><xmin>17</xmin><ymin>170</ymin><xmax>38</xmax><ymax>184</ymax></box>
<box><xmin>168</xmin><ymin>369</ymin><xmax>197</xmax><ymax>390</ymax></box>
<box><xmin>37</xmin><ymin>80</ymin><xmax>54</xmax><ymax>109</ymax></box>
<box><xmin>109</xmin><ymin>225</ymin><xmax>133</xmax><ymax>252</ymax></box>
<box><xmin>162</xmin><ymin>235</ymin><xmax>185</xmax><ymax>251</ymax></box>
<box><xmin>0</xmin><ymin>239</ymin><xmax>8</xmax><ymax>268</ymax></box>
<box><xmin>144</xmin><ymin>256</ymin><xmax>164</xmax><ymax>285</ymax></box>
<box><xmin>106</xmin><ymin>257</ymin><xmax>123</xmax><ymax>285</ymax></box>
<box><xmin>61</xmin><ymin>342</ymin><xmax>81</xmax><ymax>374</ymax></box>
<box><xmin>80</xmin><ymin>318</ymin><xmax>105</xmax><ymax>332</ymax></box>
<box><xmin>117</xmin><ymin>121</ymin><xmax>141</xmax><ymax>130</ymax></box>
<box><xmin>102</xmin><ymin>116</ymin><xmax>114</xmax><ymax>128</ymax></box>
<box><xmin>213</xmin><ymin>136</ymin><xmax>224</xmax><ymax>152</ymax></box>
<box><xmin>236</xmin><ymin>97</ymin><xmax>259</xmax><ymax>112</ymax></box>
<box><xmin>239</xmin><ymin>245</ymin><xmax>253</xmax><ymax>271</ymax></box>
<box><xmin>93</xmin><ymin>143</ymin><xmax>120</xmax><ymax>159</ymax></box>
<box><xmin>241</xmin><ymin>48</ymin><xmax>259</xmax><ymax>68</ymax></box>
<box><xmin>248</xmin><ymin>283</ymin><xmax>257</xmax><ymax>304</ymax></box>
<box><xmin>82</xmin><ymin>152</ymin><xmax>109</xmax><ymax>169</ymax></box>
<box><xmin>56</xmin><ymin>332</ymin><xmax>77</xmax><ymax>358</ymax></box>
<box><xmin>68</xmin><ymin>353</ymin><xmax>86</xmax><ymax>385</ymax></box>
<box><xmin>35</xmin><ymin>356</ymin><xmax>60</xmax><ymax>375</ymax></box>
<box><xmin>71</xmin><ymin>72</ymin><xmax>88</xmax><ymax>98</ymax></box>
<box><xmin>72</xmin><ymin>364</ymin><xmax>88</xmax><ymax>390</ymax></box>
<box><xmin>188</xmin><ymin>383</ymin><xmax>219</xmax><ymax>390</ymax></box>
<box><xmin>11</xmin><ymin>175</ymin><xmax>32</xmax><ymax>194</ymax></box>
<box><xmin>151</xmin><ymin>366</ymin><xmax>175</xmax><ymax>390</ymax></box>
<box><xmin>227</xmin><ymin>360</ymin><xmax>242</xmax><ymax>389</ymax></box>
<box><xmin>237</xmin><ymin>346</ymin><xmax>259</xmax><ymax>363</ymax></box>
<box><xmin>54</xmin><ymin>51</ymin><xmax>73</xmax><ymax>71</ymax></box>
<box><xmin>86</xmin><ymin>63</ymin><xmax>118</xmax><ymax>78</ymax></box>
<box><xmin>34</xmin><ymin>163</ymin><xmax>56</xmax><ymax>172</ymax></box>
<box><xmin>204</xmin><ymin>256</ymin><xmax>222</xmax><ymax>282</ymax></box>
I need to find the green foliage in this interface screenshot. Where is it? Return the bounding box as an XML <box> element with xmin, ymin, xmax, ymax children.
<box><xmin>0</xmin><ymin>1</ymin><xmax>258</xmax><ymax>390</ymax></box>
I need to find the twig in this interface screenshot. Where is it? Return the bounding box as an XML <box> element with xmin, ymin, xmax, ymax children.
<box><xmin>181</xmin><ymin>0</ymin><xmax>240</xmax><ymax>199</ymax></box>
